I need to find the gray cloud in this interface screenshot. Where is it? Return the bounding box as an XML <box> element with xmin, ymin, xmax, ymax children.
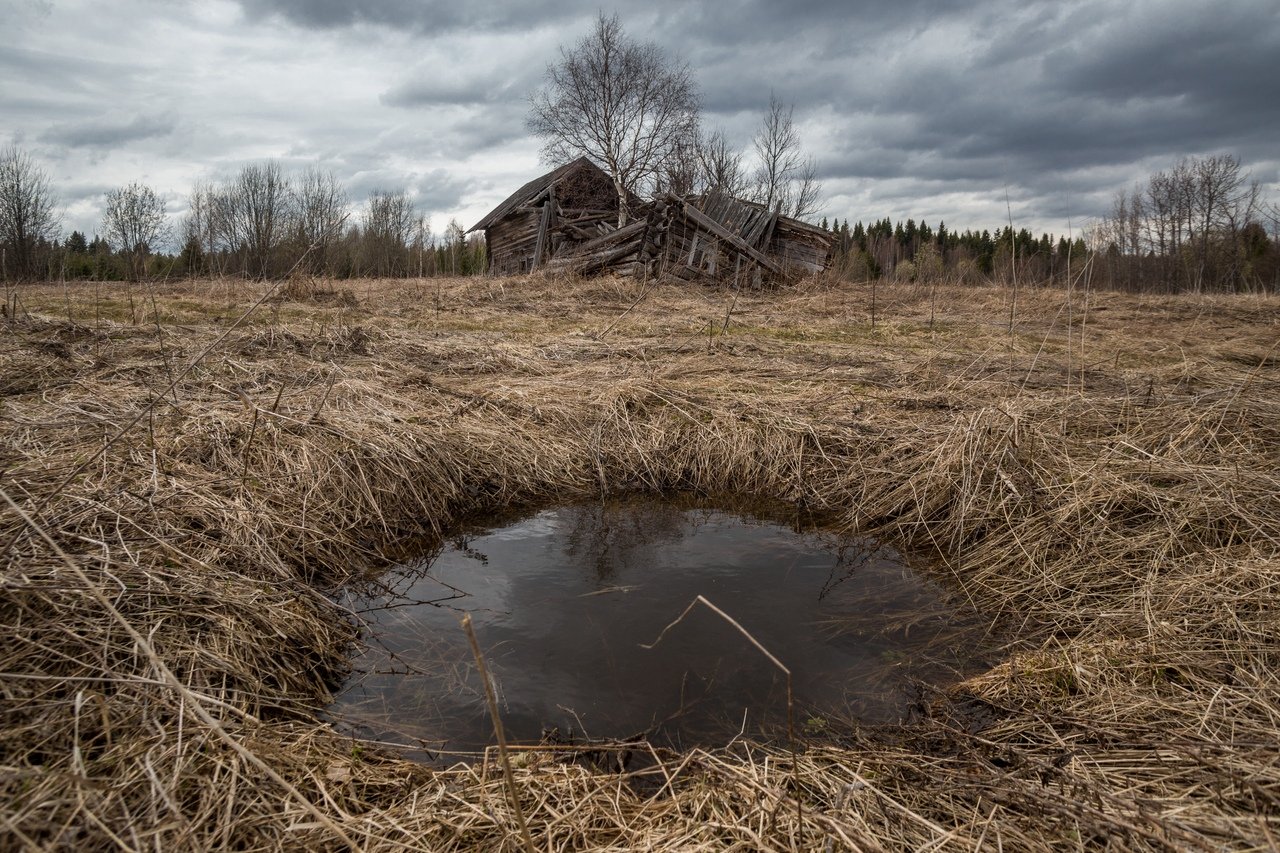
<box><xmin>381</xmin><ymin>65</ymin><xmax>536</xmax><ymax>109</ymax></box>
<box><xmin>40</xmin><ymin>113</ymin><xmax>177</xmax><ymax>149</ymax></box>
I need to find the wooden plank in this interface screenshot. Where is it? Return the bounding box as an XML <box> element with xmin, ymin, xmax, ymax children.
<box><xmin>531</xmin><ymin>196</ymin><xmax>553</xmax><ymax>271</ymax></box>
<box><xmin>679</xmin><ymin>202</ymin><xmax>780</xmax><ymax>274</ymax></box>
<box><xmin>563</xmin><ymin>212</ymin><xmax>617</xmax><ymax>224</ymax></box>
<box><xmin>558</xmin><ymin>218</ymin><xmax>646</xmax><ymax>257</ymax></box>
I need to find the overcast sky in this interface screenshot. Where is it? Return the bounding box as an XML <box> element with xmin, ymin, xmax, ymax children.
<box><xmin>4</xmin><ymin>0</ymin><xmax>1278</xmax><ymax>243</ymax></box>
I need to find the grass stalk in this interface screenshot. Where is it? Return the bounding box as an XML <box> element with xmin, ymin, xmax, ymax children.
<box><xmin>461</xmin><ymin>613</ymin><xmax>537</xmax><ymax>853</ymax></box>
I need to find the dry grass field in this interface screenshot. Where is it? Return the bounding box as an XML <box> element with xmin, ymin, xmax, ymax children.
<box><xmin>3</xmin><ymin>273</ymin><xmax>1279</xmax><ymax>850</ymax></box>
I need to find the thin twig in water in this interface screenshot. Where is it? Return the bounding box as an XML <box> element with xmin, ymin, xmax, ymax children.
<box><xmin>641</xmin><ymin>594</ymin><xmax>803</xmax><ymax>830</ymax></box>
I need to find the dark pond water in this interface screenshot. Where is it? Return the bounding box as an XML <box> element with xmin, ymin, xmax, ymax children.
<box><xmin>329</xmin><ymin>497</ymin><xmax>991</xmax><ymax>763</ymax></box>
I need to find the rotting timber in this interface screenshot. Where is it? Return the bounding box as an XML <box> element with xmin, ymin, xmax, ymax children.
<box><xmin>468</xmin><ymin>157</ymin><xmax>835</xmax><ymax>283</ymax></box>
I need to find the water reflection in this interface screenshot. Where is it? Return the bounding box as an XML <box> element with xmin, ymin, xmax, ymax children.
<box><xmin>330</xmin><ymin>496</ymin><xmax>989</xmax><ymax>763</ymax></box>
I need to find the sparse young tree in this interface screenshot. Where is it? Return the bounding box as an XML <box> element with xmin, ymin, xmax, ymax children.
<box><xmin>789</xmin><ymin>157</ymin><xmax>822</xmax><ymax>221</ymax></box>
<box><xmin>751</xmin><ymin>93</ymin><xmax>822</xmax><ymax>220</ymax></box>
<box><xmin>101</xmin><ymin>181</ymin><xmax>168</xmax><ymax>280</ymax></box>
<box><xmin>0</xmin><ymin>146</ymin><xmax>61</xmax><ymax>280</ymax></box>
<box><xmin>656</xmin><ymin>134</ymin><xmax>701</xmax><ymax>197</ymax></box>
<box><xmin>293</xmin><ymin>167</ymin><xmax>348</xmax><ymax>275</ymax></box>
<box><xmin>527</xmin><ymin>12</ymin><xmax>700</xmax><ymax>225</ymax></box>
<box><xmin>697</xmin><ymin>128</ymin><xmax>748</xmax><ymax>198</ymax></box>
<box><xmin>1102</xmin><ymin>153</ymin><xmax>1266</xmax><ymax>292</ymax></box>
<box><xmin>410</xmin><ymin>215</ymin><xmax>434</xmax><ymax>277</ymax></box>
<box><xmin>362</xmin><ymin>190</ymin><xmax>417</xmax><ymax>278</ymax></box>
<box><xmin>182</xmin><ymin>180</ymin><xmax>221</xmax><ymax>276</ymax></box>
<box><xmin>753</xmin><ymin>94</ymin><xmax>798</xmax><ymax>213</ymax></box>
<box><xmin>442</xmin><ymin>218</ymin><xmax>466</xmax><ymax>276</ymax></box>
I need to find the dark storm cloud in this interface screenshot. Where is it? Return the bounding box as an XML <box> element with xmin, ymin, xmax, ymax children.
<box><xmin>235</xmin><ymin>0</ymin><xmax>578</xmax><ymax>34</ymax></box>
<box><xmin>341</xmin><ymin>167</ymin><xmax>478</xmax><ymax>228</ymax></box>
<box><xmin>4</xmin><ymin>0</ymin><xmax>1277</xmax><ymax>237</ymax></box>
<box><xmin>40</xmin><ymin>113</ymin><xmax>177</xmax><ymax>149</ymax></box>
<box><xmin>1041</xmin><ymin>5</ymin><xmax>1280</xmax><ymax>106</ymax></box>
<box><xmin>59</xmin><ymin>180</ymin><xmax>116</xmax><ymax>207</ymax></box>
<box><xmin>730</xmin><ymin>0</ymin><xmax>1280</xmax><ymax>226</ymax></box>
<box><xmin>432</xmin><ymin>106</ymin><xmax>530</xmax><ymax>158</ymax></box>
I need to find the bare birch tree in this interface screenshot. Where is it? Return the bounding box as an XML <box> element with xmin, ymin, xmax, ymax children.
<box><xmin>1103</xmin><ymin>154</ymin><xmax>1263</xmax><ymax>291</ymax></box>
<box><xmin>0</xmin><ymin>146</ymin><xmax>61</xmax><ymax>280</ymax></box>
<box><xmin>226</xmin><ymin>162</ymin><xmax>292</xmax><ymax>279</ymax></box>
<box><xmin>182</xmin><ymin>181</ymin><xmax>220</xmax><ymax>276</ymax></box>
<box><xmin>527</xmin><ymin>12</ymin><xmax>700</xmax><ymax>225</ymax></box>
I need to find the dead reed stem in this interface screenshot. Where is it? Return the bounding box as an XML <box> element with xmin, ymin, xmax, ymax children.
<box><xmin>640</xmin><ymin>594</ymin><xmax>801</xmax><ymax>828</ymax></box>
<box><xmin>461</xmin><ymin>613</ymin><xmax>536</xmax><ymax>853</ymax></box>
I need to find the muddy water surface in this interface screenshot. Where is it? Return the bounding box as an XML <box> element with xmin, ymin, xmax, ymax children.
<box><xmin>330</xmin><ymin>497</ymin><xmax>992</xmax><ymax>762</ymax></box>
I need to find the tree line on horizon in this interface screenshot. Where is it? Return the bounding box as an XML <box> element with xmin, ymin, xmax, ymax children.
<box><xmin>0</xmin><ymin>149</ymin><xmax>487</xmax><ymax>283</ymax></box>
<box><xmin>822</xmin><ymin>154</ymin><xmax>1278</xmax><ymax>293</ymax></box>
<box><xmin>2</xmin><ymin>144</ymin><xmax>1277</xmax><ymax>292</ymax></box>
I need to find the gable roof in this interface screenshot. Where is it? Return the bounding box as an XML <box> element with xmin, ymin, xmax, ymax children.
<box><xmin>468</xmin><ymin>156</ymin><xmax>607</xmax><ymax>233</ymax></box>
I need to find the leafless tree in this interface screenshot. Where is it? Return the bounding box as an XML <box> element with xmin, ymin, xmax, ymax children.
<box><xmin>102</xmin><ymin>181</ymin><xmax>169</xmax><ymax>280</ymax></box>
<box><xmin>182</xmin><ymin>181</ymin><xmax>219</xmax><ymax>276</ymax></box>
<box><xmin>1190</xmin><ymin>154</ymin><xmax>1259</xmax><ymax>289</ymax></box>
<box><xmin>751</xmin><ymin>93</ymin><xmax>823</xmax><ymax>220</ymax></box>
<box><xmin>443</xmin><ymin>218</ymin><xmax>466</xmax><ymax>276</ymax></box>
<box><xmin>411</xmin><ymin>215</ymin><xmax>433</xmax><ymax>277</ymax></box>
<box><xmin>1102</xmin><ymin>153</ymin><xmax>1267</xmax><ymax>292</ymax></box>
<box><xmin>752</xmin><ymin>94</ymin><xmax>799</xmax><ymax>213</ymax></box>
<box><xmin>293</xmin><ymin>167</ymin><xmax>348</xmax><ymax>274</ymax></box>
<box><xmin>528</xmin><ymin>12</ymin><xmax>700</xmax><ymax>225</ymax></box>
<box><xmin>789</xmin><ymin>156</ymin><xmax>822</xmax><ymax>221</ymax></box>
<box><xmin>221</xmin><ymin>162</ymin><xmax>292</xmax><ymax>279</ymax></box>
<box><xmin>362</xmin><ymin>189</ymin><xmax>417</xmax><ymax>277</ymax></box>
<box><xmin>0</xmin><ymin>146</ymin><xmax>61</xmax><ymax>280</ymax></box>
<box><xmin>697</xmin><ymin>129</ymin><xmax>748</xmax><ymax>198</ymax></box>
<box><xmin>656</xmin><ymin>134</ymin><xmax>701</xmax><ymax>197</ymax></box>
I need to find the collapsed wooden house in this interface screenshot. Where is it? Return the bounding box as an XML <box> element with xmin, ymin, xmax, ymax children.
<box><xmin>467</xmin><ymin>157</ymin><xmax>834</xmax><ymax>284</ymax></box>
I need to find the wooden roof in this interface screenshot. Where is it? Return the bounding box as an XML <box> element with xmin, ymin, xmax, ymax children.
<box><xmin>467</xmin><ymin>156</ymin><xmax>606</xmax><ymax>233</ymax></box>
<box><xmin>695</xmin><ymin>191</ymin><xmax>831</xmax><ymax>240</ymax></box>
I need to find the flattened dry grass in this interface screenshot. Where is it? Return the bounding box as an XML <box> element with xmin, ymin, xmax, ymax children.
<box><xmin>2</xmin><ymin>274</ymin><xmax>1279</xmax><ymax>850</ymax></box>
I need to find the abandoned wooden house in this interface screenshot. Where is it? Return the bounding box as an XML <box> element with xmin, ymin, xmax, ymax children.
<box><xmin>466</xmin><ymin>157</ymin><xmax>631</xmax><ymax>276</ymax></box>
<box><xmin>468</xmin><ymin>158</ymin><xmax>835</xmax><ymax>283</ymax></box>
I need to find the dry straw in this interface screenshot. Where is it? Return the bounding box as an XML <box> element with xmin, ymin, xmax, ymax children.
<box><xmin>2</xmin><ymin>273</ymin><xmax>1279</xmax><ymax>849</ymax></box>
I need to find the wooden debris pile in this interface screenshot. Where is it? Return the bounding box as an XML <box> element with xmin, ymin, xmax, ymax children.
<box><xmin>469</xmin><ymin>158</ymin><xmax>834</xmax><ymax>284</ymax></box>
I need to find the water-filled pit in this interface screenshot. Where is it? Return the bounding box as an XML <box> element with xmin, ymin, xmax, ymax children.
<box><xmin>330</xmin><ymin>496</ymin><xmax>994</xmax><ymax>762</ymax></box>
